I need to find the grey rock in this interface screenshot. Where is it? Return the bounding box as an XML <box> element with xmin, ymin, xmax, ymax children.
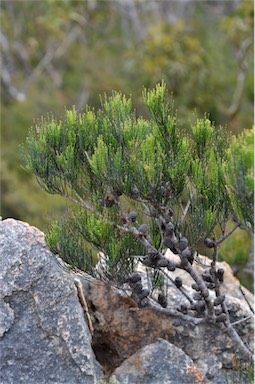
<box><xmin>0</xmin><ymin>299</ymin><xmax>14</xmax><ymax>338</ymax></box>
<box><xmin>0</xmin><ymin>219</ymin><xmax>103</xmax><ymax>384</ymax></box>
<box><xmin>109</xmin><ymin>339</ymin><xmax>208</xmax><ymax>384</ymax></box>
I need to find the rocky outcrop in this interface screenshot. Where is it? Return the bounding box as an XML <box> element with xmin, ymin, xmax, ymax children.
<box><xmin>109</xmin><ymin>339</ymin><xmax>207</xmax><ymax>384</ymax></box>
<box><xmin>78</xmin><ymin>264</ymin><xmax>254</xmax><ymax>382</ymax></box>
<box><xmin>0</xmin><ymin>218</ymin><xmax>103</xmax><ymax>384</ymax></box>
<box><xmin>0</xmin><ymin>218</ymin><xmax>253</xmax><ymax>384</ymax></box>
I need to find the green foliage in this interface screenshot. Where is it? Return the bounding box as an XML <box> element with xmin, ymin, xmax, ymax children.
<box><xmin>223</xmin><ymin>355</ymin><xmax>254</xmax><ymax>384</ymax></box>
<box><xmin>47</xmin><ymin>218</ymin><xmax>94</xmax><ymax>273</ymax></box>
<box><xmin>47</xmin><ymin>209</ymin><xmax>144</xmax><ymax>285</ymax></box>
<box><xmin>189</xmin><ymin>118</ymin><xmax>231</xmax><ymax>237</ymax></box>
<box><xmin>24</xmin><ymin>82</ymin><xmax>252</xmax><ymax>282</ymax></box>
<box><xmin>225</xmin><ymin>129</ymin><xmax>254</xmax><ymax>230</ymax></box>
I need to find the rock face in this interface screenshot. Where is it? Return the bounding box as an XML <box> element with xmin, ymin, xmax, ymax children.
<box><xmin>109</xmin><ymin>339</ymin><xmax>207</xmax><ymax>384</ymax></box>
<box><xmin>0</xmin><ymin>218</ymin><xmax>254</xmax><ymax>384</ymax></box>
<box><xmin>0</xmin><ymin>219</ymin><xmax>102</xmax><ymax>384</ymax></box>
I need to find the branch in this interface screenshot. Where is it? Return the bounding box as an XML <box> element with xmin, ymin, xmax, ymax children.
<box><xmin>226</xmin><ymin>36</ymin><xmax>253</xmax><ymax>118</ymax></box>
<box><xmin>63</xmin><ymin>191</ymin><xmax>101</xmax><ymax>216</ymax></box>
<box><xmin>239</xmin><ymin>285</ymin><xmax>254</xmax><ymax>314</ymax></box>
<box><xmin>216</xmin><ymin>222</ymin><xmax>240</xmax><ymax>245</ymax></box>
<box><xmin>74</xmin><ymin>278</ymin><xmax>94</xmax><ymax>334</ymax></box>
<box><xmin>130</xmin><ymin>301</ymin><xmax>205</xmax><ymax>326</ymax></box>
<box><xmin>159</xmin><ymin>267</ymin><xmax>195</xmax><ymax>305</ymax></box>
<box><xmin>179</xmin><ymin>199</ymin><xmax>191</xmax><ymax>225</ymax></box>
<box><xmin>62</xmin><ymin>184</ymin><xmax>161</xmax><ymax>256</ymax></box>
<box><xmin>210</xmin><ymin>240</ymin><xmax>253</xmax><ymax>360</ymax></box>
<box><xmin>1</xmin><ymin>67</ymin><xmax>26</xmax><ymax>102</ymax></box>
<box><xmin>182</xmin><ymin>262</ymin><xmax>215</xmax><ymax>317</ymax></box>
<box><xmin>223</xmin><ymin>323</ymin><xmax>253</xmax><ymax>360</ymax></box>
<box><xmin>22</xmin><ymin>26</ymin><xmax>80</xmax><ymax>94</ymax></box>
<box><xmin>230</xmin><ymin>315</ymin><xmax>252</xmax><ymax>327</ymax></box>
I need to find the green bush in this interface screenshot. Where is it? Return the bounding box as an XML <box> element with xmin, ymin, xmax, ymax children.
<box><xmin>23</xmin><ymin>82</ymin><xmax>253</xmax><ymax>280</ymax></box>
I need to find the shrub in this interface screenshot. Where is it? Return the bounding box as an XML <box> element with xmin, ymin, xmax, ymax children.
<box><xmin>24</xmin><ymin>81</ymin><xmax>254</xmax><ymax>362</ymax></box>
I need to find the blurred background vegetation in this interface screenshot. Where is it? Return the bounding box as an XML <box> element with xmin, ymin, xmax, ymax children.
<box><xmin>0</xmin><ymin>0</ymin><xmax>254</xmax><ymax>289</ymax></box>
